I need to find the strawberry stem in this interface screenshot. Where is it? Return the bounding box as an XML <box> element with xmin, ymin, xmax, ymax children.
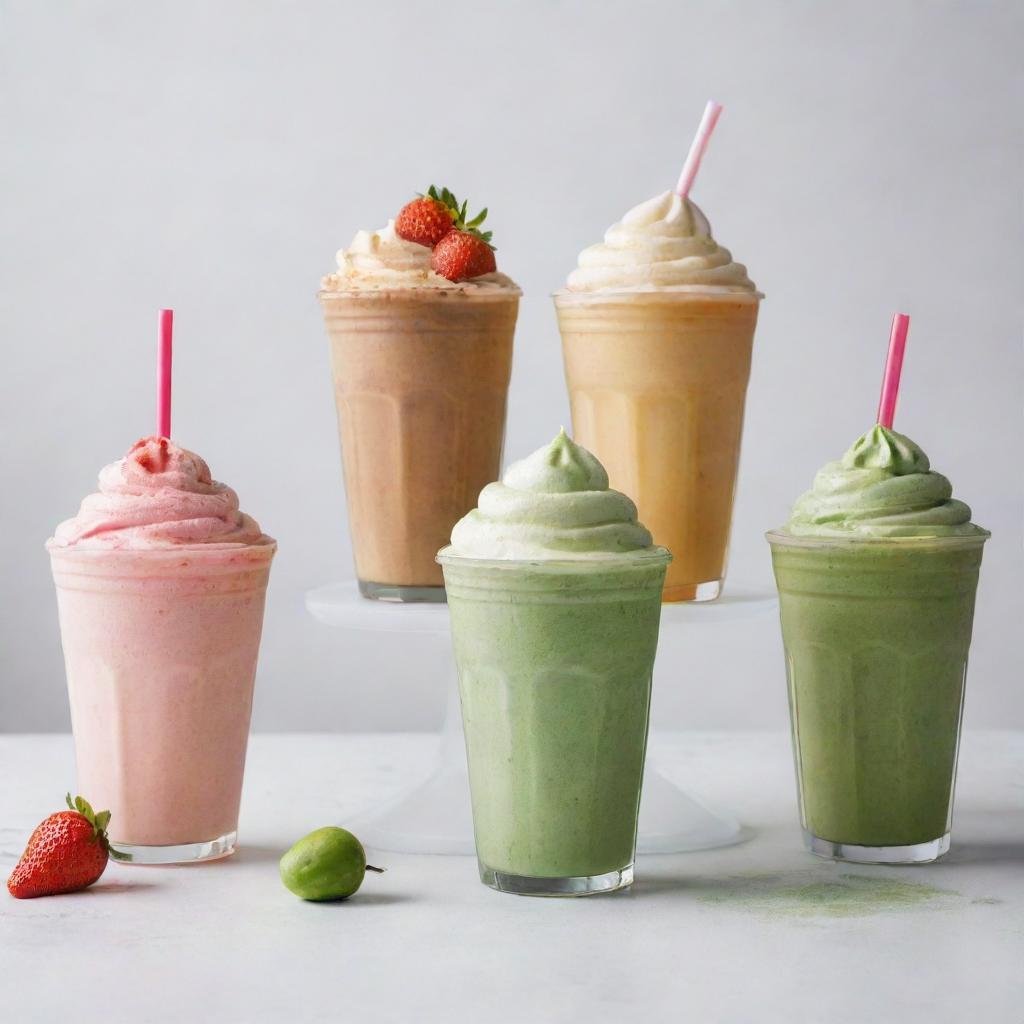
<box><xmin>66</xmin><ymin>793</ymin><xmax>115</xmax><ymax>844</ymax></box>
<box><xmin>418</xmin><ymin>185</ymin><xmax>492</xmax><ymax>246</ymax></box>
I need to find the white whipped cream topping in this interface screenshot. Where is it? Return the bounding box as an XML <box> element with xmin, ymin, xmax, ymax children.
<box><xmin>565</xmin><ymin>191</ymin><xmax>757</xmax><ymax>294</ymax></box>
<box><xmin>321</xmin><ymin>221</ymin><xmax>519</xmax><ymax>293</ymax></box>
<box><xmin>445</xmin><ymin>430</ymin><xmax>658</xmax><ymax>560</ymax></box>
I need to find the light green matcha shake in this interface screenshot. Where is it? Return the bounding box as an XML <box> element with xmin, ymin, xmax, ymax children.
<box><xmin>768</xmin><ymin>426</ymin><xmax>988</xmax><ymax>864</ymax></box>
<box><xmin>438</xmin><ymin>430</ymin><xmax>670</xmax><ymax>896</ymax></box>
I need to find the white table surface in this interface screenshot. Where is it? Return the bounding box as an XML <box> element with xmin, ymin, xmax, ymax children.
<box><xmin>1</xmin><ymin>731</ymin><xmax>1020</xmax><ymax>1024</ymax></box>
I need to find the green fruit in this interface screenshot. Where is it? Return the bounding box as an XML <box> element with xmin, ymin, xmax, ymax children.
<box><xmin>279</xmin><ymin>827</ymin><xmax>383</xmax><ymax>902</ymax></box>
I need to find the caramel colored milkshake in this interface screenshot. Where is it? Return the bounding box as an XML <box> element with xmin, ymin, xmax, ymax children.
<box><xmin>555</xmin><ymin>191</ymin><xmax>760</xmax><ymax>601</ymax></box>
<box><xmin>320</xmin><ymin>220</ymin><xmax>519</xmax><ymax>601</ymax></box>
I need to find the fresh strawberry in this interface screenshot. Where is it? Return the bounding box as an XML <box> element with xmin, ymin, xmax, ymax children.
<box><xmin>7</xmin><ymin>795</ymin><xmax>118</xmax><ymax>899</ymax></box>
<box><xmin>431</xmin><ymin>228</ymin><xmax>497</xmax><ymax>282</ymax></box>
<box><xmin>394</xmin><ymin>185</ymin><xmax>496</xmax><ymax>264</ymax></box>
<box><xmin>394</xmin><ymin>189</ymin><xmax>456</xmax><ymax>248</ymax></box>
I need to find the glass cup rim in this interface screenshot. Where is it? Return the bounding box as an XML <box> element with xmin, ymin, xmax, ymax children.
<box><xmin>765</xmin><ymin>527</ymin><xmax>990</xmax><ymax>550</ymax></box>
<box><xmin>318</xmin><ymin>286</ymin><xmax>522</xmax><ymax>303</ymax></box>
<box><xmin>47</xmin><ymin>538</ymin><xmax>277</xmax><ymax>568</ymax></box>
<box><xmin>552</xmin><ymin>287</ymin><xmax>764</xmax><ymax>305</ymax></box>
<box><xmin>436</xmin><ymin>546</ymin><xmax>672</xmax><ymax>573</ymax></box>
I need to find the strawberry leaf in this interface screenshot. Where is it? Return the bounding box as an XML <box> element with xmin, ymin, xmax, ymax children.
<box><xmin>413</xmin><ymin>186</ymin><xmax>495</xmax><ymax>246</ymax></box>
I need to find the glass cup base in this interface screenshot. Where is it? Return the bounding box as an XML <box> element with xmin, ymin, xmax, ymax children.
<box><xmin>663</xmin><ymin>578</ymin><xmax>722</xmax><ymax>603</ymax></box>
<box><xmin>479</xmin><ymin>862</ymin><xmax>634</xmax><ymax>897</ymax></box>
<box><xmin>110</xmin><ymin>831</ymin><xmax>238</xmax><ymax>865</ymax></box>
<box><xmin>358</xmin><ymin>580</ymin><xmax>447</xmax><ymax>603</ymax></box>
<box><xmin>803</xmin><ymin>829</ymin><xmax>951</xmax><ymax>865</ymax></box>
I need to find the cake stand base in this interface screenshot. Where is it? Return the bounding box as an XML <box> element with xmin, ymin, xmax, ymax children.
<box><xmin>306</xmin><ymin>582</ymin><xmax>773</xmax><ymax>856</ymax></box>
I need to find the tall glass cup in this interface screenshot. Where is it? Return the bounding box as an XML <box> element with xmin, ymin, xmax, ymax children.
<box><xmin>48</xmin><ymin>543</ymin><xmax>275</xmax><ymax>863</ymax></box>
<box><xmin>556</xmin><ymin>291</ymin><xmax>759</xmax><ymax>602</ymax></box>
<box><xmin>321</xmin><ymin>289</ymin><xmax>518</xmax><ymax>602</ymax></box>
<box><xmin>767</xmin><ymin>530</ymin><xmax>988</xmax><ymax>864</ymax></box>
<box><xmin>438</xmin><ymin>549</ymin><xmax>670</xmax><ymax>896</ymax></box>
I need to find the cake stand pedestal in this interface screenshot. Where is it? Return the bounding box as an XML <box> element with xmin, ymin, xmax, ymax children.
<box><xmin>305</xmin><ymin>582</ymin><xmax>776</xmax><ymax>856</ymax></box>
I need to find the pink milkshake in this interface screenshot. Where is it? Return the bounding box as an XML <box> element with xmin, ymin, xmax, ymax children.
<box><xmin>47</xmin><ymin>437</ymin><xmax>275</xmax><ymax>863</ymax></box>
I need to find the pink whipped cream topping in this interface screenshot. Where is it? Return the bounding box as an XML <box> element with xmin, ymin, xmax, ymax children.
<box><xmin>50</xmin><ymin>437</ymin><xmax>270</xmax><ymax>549</ymax></box>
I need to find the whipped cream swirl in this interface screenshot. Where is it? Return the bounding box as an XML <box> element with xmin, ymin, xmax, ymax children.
<box><xmin>565</xmin><ymin>190</ymin><xmax>757</xmax><ymax>294</ymax></box>
<box><xmin>50</xmin><ymin>437</ymin><xmax>271</xmax><ymax>550</ymax></box>
<box><xmin>446</xmin><ymin>430</ymin><xmax>659</xmax><ymax>559</ymax></box>
<box><xmin>321</xmin><ymin>220</ymin><xmax>519</xmax><ymax>293</ymax></box>
<box><xmin>788</xmin><ymin>426</ymin><xmax>984</xmax><ymax>539</ymax></box>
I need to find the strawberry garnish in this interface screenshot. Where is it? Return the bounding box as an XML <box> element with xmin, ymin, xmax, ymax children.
<box><xmin>395</xmin><ymin>186</ymin><xmax>457</xmax><ymax>248</ymax></box>
<box><xmin>131</xmin><ymin>436</ymin><xmax>171</xmax><ymax>473</ymax></box>
<box><xmin>7</xmin><ymin>795</ymin><xmax>124</xmax><ymax>899</ymax></box>
<box><xmin>431</xmin><ymin>228</ymin><xmax>497</xmax><ymax>282</ymax></box>
<box><xmin>394</xmin><ymin>186</ymin><xmax>496</xmax><ymax>276</ymax></box>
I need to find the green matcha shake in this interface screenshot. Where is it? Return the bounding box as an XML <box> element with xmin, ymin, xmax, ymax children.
<box><xmin>768</xmin><ymin>426</ymin><xmax>988</xmax><ymax>864</ymax></box>
<box><xmin>438</xmin><ymin>430</ymin><xmax>670</xmax><ymax>896</ymax></box>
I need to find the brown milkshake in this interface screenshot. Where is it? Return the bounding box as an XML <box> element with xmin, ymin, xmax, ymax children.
<box><xmin>320</xmin><ymin>205</ymin><xmax>519</xmax><ymax>601</ymax></box>
<box><xmin>555</xmin><ymin>190</ymin><xmax>761</xmax><ymax>601</ymax></box>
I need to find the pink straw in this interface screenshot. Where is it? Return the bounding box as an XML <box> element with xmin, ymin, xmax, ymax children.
<box><xmin>157</xmin><ymin>309</ymin><xmax>173</xmax><ymax>439</ymax></box>
<box><xmin>876</xmin><ymin>313</ymin><xmax>910</xmax><ymax>429</ymax></box>
<box><xmin>674</xmin><ymin>100</ymin><xmax>723</xmax><ymax>198</ymax></box>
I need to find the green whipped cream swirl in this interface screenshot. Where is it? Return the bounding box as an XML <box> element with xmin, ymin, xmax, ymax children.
<box><xmin>446</xmin><ymin>430</ymin><xmax>659</xmax><ymax>559</ymax></box>
<box><xmin>788</xmin><ymin>426</ymin><xmax>984</xmax><ymax>539</ymax></box>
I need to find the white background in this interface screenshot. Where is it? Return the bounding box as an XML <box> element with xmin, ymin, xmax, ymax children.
<box><xmin>2</xmin><ymin>0</ymin><xmax>1021</xmax><ymax>733</ymax></box>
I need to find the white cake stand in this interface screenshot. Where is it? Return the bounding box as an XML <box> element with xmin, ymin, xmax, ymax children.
<box><xmin>305</xmin><ymin>582</ymin><xmax>776</xmax><ymax>855</ymax></box>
